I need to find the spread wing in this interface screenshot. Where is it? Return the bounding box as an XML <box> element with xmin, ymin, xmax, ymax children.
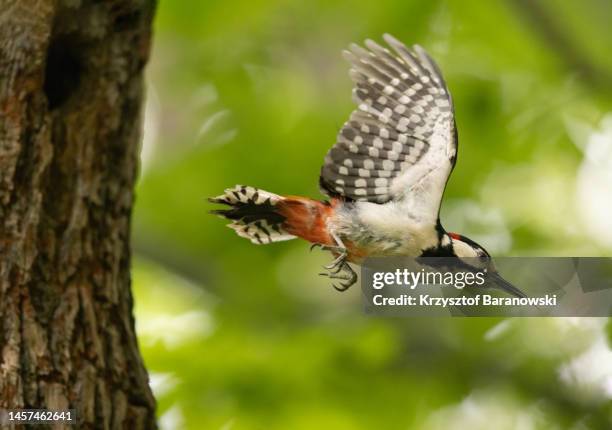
<box><xmin>319</xmin><ymin>34</ymin><xmax>457</xmax><ymax>220</ymax></box>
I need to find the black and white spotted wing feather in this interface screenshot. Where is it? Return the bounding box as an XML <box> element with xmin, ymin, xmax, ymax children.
<box><xmin>320</xmin><ymin>34</ymin><xmax>457</xmax><ymax>221</ymax></box>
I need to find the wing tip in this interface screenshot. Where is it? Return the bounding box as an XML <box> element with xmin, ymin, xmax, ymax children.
<box><xmin>382</xmin><ymin>33</ymin><xmax>400</xmax><ymax>46</ymax></box>
<box><xmin>341</xmin><ymin>49</ymin><xmax>351</xmax><ymax>61</ymax></box>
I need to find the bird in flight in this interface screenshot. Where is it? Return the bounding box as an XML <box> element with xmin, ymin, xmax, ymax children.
<box><xmin>210</xmin><ymin>34</ymin><xmax>525</xmax><ymax>297</ymax></box>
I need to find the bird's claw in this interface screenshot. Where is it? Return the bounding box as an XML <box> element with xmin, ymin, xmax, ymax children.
<box><xmin>318</xmin><ymin>262</ymin><xmax>357</xmax><ymax>292</ymax></box>
<box><xmin>310</xmin><ymin>240</ymin><xmax>356</xmax><ymax>291</ymax></box>
<box><xmin>324</xmin><ymin>256</ymin><xmax>344</xmax><ymax>269</ymax></box>
<box><xmin>323</xmin><ymin>259</ymin><xmax>345</xmax><ymax>272</ymax></box>
<box><xmin>322</xmin><ymin>247</ymin><xmax>348</xmax><ymax>270</ymax></box>
<box><xmin>319</xmin><ymin>265</ymin><xmax>344</xmax><ymax>276</ymax></box>
<box><xmin>332</xmin><ymin>271</ymin><xmax>357</xmax><ymax>291</ymax></box>
<box><xmin>333</xmin><ymin>282</ymin><xmax>350</xmax><ymax>292</ymax></box>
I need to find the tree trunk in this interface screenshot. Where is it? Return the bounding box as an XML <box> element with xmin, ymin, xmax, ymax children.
<box><xmin>0</xmin><ymin>1</ymin><xmax>156</xmax><ymax>428</ymax></box>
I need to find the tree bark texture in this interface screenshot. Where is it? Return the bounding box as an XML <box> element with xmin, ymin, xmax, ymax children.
<box><xmin>0</xmin><ymin>1</ymin><xmax>156</xmax><ymax>428</ymax></box>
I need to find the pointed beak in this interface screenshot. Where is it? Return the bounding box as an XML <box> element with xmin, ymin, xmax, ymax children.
<box><xmin>489</xmin><ymin>271</ymin><xmax>527</xmax><ymax>299</ymax></box>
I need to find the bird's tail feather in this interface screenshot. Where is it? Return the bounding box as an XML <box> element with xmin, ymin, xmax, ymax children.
<box><xmin>209</xmin><ymin>185</ymin><xmax>296</xmax><ymax>244</ymax></box>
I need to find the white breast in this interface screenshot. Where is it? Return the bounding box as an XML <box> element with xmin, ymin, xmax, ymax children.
<box><xmin>330</xmin><ymin>200</ymin><xmax>440</xmax><ymax>256</ymax></box>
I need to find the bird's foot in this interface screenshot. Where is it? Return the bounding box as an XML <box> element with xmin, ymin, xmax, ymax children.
<box><xmin>311</xmin><ymin>234</ymin><xmax>355</xmax><ymax>291</ymax></box>
<box><xmin>319</xmin><ymin>262</ymin><xmax>357</xmax><ymax>291</ymax></box>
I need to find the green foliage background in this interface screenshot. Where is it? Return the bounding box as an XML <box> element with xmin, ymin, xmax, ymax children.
<box><xmin>132</xmin><ymin>1</ymin><xmax>612</xmax><ymax>428</ymax></box>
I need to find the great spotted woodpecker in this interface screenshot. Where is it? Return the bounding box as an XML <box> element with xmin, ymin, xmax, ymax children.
<box><xmin>210</xmin><ymin>34</ymin><xmax>525</xmax><ymax>298</ymax></box>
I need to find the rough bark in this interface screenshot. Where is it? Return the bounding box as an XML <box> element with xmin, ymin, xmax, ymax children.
<box><xmin>0</xmin><ymin>1</ymin><xmax>156</xmax><ymax>428</ymax></box>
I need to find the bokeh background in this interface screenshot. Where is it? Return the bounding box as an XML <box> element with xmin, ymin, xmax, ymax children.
<box><xmin>132</xmin><ymin>1</ymin><xmax>612</xmax><ymax>428</ymax></box>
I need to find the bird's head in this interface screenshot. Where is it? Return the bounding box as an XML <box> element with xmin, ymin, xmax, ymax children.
<box><xmin>447</xmin><ymin>232</ymin><xmax>526</xmax><ymax>298</ymax></box>
<box><xmin>448</xmin><ymin>232</ymin><xmax>491</xmax><ymax>259</ymax></box>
